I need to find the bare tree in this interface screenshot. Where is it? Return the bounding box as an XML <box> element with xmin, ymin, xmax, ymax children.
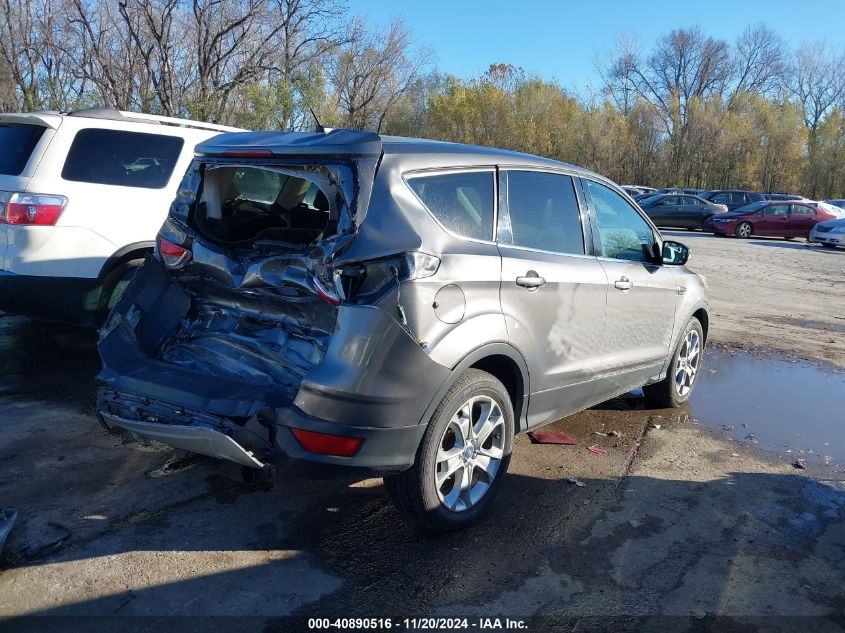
<box><xmin>271</xmin><ymin>0</ymin><xmax>346</xmax><ymax>129</ymax></box>
<box><xmin>731</xmin><ymin>23</ymin><xmax>788</xmax><ymax>97</ymax></box>
<box><xmin>0</xmin><ymin>0</ymin><xmax>84</xmax><ymax>110</ymax></box>
<box><xmin>70</xmin><ymin>0</ymin><xmax>151</xmax><ymax>110</ymax></box>
<box><xmin>0</xmin><ymin>55</ymin><xmax>17</xmax><ymax>111</ymax></box>
<box><xmin>788</xmin><ymin>42</ymin><xmax>845</xmax><ymax>134</ymax></box>
<box><xmin>601</xmin><ymin>26</ymin><xmax>732</xmax><ymax>181</ymax></box>
<box><xmin>329</xmin><ymin>19</ymin><xmax>430</xmax><ymax>132</ymax></box>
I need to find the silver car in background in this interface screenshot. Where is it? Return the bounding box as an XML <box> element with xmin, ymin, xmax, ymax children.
<box><xmin>96</xmin><ymin>130</ymin><xmax>709</xmax><ymax>531</ymax></box>
<box><xmin>809</xmin><ymin>217</ymin><xmax>845</xmax><ymax>248</ymax></box>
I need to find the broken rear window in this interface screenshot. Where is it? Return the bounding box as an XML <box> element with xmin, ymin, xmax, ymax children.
<box><xmin>193</xmin><ymin>165</ymin><xmax>341</xmax><ymax>246</ymax></box>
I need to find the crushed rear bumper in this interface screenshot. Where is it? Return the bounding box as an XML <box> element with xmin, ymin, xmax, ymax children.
<box><xmin>97</xmin><ymin>388</ymin><xmax>427</xmax><ymax>474</ymax></box>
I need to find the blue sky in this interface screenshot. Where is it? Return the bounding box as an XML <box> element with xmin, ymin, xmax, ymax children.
<box><xmin>355</xmin><ymin>0</ymin><xmax>845</xmax><ymax>94</ymax></box>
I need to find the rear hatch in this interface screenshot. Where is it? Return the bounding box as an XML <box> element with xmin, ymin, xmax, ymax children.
<box><xmin>98</xmin><ymin>130</ymin><xmax>383</xmax><ymax>419</ymax></box>
<box><xmin>0</xmin><ymin>114</ymin><xmax>60</xmax><ymax>266</ymax></box>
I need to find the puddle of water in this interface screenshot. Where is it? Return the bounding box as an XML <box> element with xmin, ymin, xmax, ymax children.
<box><xmin>691</xmin><ymin>349</ymin><xmax>845</xmax><ymax>468</ymax></box>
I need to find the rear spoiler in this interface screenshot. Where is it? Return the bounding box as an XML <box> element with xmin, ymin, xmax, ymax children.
<box><xmin>0</xmin><ymin>112</ymin><xmax>62</xmax><ymax>129</ymax></box>
<box><xmin>195</xmin><ymin>129</ymin><xmax>383</xmax><ymax>159</ymax></box>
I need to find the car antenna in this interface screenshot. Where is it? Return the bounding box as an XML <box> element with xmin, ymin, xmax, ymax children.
<box><xmin>308</xmin><ymin>104</ymin><xmax>333</xmax><ymax>134</ymax></box>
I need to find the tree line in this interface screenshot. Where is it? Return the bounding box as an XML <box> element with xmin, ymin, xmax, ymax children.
<box><xmin>3</xmin><ymin>2</ymin><xmax>845</xmax><ymax>198</ymax></box>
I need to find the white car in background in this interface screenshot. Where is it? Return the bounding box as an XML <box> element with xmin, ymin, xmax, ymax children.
<box><xmin>818</xmin><ymin>200</ymin><xmax>845</xmax><ymax>218</ymax></box>
<box><xmin>0</xmin><ymin>108</ymin><xmax>241</xmax><ymax>325</ymax></box>
<box><xmin>809</xmin><ymin>217</ymin><xmax>845</xmax><ymax>248</ymax></box>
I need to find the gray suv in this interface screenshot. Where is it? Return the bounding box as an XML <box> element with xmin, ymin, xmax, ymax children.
<box><xmin>96</xmin><ymin>130</ymin><xmax>709</xmax><ymax>531</ymax></box>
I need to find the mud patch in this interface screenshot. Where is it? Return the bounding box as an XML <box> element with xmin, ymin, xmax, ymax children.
<box><xmin>691</xmin><ymin>349</ymin><xmax>845</xmax><ymax>468</ymax></box>
<box><xmin>147</xmin><ymin>452</ymin><xmax>205</xmax><ymax>478</ymax></box>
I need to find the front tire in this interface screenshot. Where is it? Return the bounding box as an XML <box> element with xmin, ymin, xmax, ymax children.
<box><xmin>643</xmin><ymin>318</ymin><xmax>704</xmax><ymax>409</ymax></box>
<box><xmin>735</xmin><ymin>222</ymin><xmax>752</xmax><ymax>239</ymax></box>
<box><xmin>385</xmin><ymin>369</ymin><xmax>514</xmax><ymax>531</ymax></box>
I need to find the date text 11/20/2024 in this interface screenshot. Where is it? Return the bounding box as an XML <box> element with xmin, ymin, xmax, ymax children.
<box><xmin>307</xmin><ymin>618</ymin><xmax>529</xmax><ymax>630</ymax></box>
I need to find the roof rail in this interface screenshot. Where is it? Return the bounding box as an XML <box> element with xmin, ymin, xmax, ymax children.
<box><xmin>66</xmin><ymin>108</ymin><xmax>242</xmax><ymax>133</ymax></box>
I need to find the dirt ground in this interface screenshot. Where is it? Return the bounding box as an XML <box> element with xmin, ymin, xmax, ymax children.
<box><xmin>0</xmin><ymin>232</ymin><xmax>843</xmax><ymax>631</ymax></box>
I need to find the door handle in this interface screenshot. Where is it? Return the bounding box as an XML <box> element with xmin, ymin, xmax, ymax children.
<box><xmin>614</xmin><ymin>276</ymin><xmax>633</xmax><ymax>291</ymax></box>
<box><xmin>516</xmin><ymin>271</ymin><xmax>546</xmax><ymax>290</ymax></box>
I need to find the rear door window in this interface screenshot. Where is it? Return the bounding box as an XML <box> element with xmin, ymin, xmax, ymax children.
<box><xmin>765</xmin><ymin>204</ymin><xmax>789</xmax><ymax>216</ymax></box>
<box><xmin>0</xmin><ymin>123</ymin><xmax>46</xmax><ymax>176</ymax></box>
<box><xmin>503</xmin><ymin>170</ymin><xmax>585</xmax><ymax>255</ymax></box>
<box><xmin>407</xmin><ymin>170</ymin><xmax>495</xmax><ymax>241</ymax></box>
<box><xmin>61</xmin><ymin>129</ymin><xmax>184</xmax><ymax>189</ymax></box>
<box><xmin>790</xmin><ymin>204</ymin><xmax>814</xmax><ymax>216</ymax></box>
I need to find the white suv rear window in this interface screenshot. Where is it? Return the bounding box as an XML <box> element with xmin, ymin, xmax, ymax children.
<box><xmin>61</xmin><ymin>129</ymin><xmax>184</xmax><ymax>189</ymax></box>
<box><xmin>0</xmin><ymin>123</ymin><xmax>46</xmax><ymax>176</ymax></box>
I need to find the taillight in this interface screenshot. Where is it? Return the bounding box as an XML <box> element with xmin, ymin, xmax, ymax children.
<box><xmin>290</xmin><ymin>428</ymin><xmax>364</xmax><ymax>457</ymax></box>
<box><xmin>313</xmin><ymin>269</ymin><xmax>341</xmax><ymax>305</ymax></box>
<box><xmin>334</xmin><ymin>252</ymin><xmax>441</xmax><ymax>304</ymax></box>
<box><xmin>156</xmin><ymin>236</ymin><xmax>192</xmax><ymax>269</ymax></box>
<box><xmin>0</xmin><ymin>191</ymin><xmax>67</xmax><ymax>225</ymax></box>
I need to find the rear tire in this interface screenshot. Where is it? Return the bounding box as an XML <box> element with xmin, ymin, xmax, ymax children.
<box><xmin>735</xmin><ymin>222</ymin><xmax>752</xmax><ymax>239</ymax></box>
<box><xmin>384</xmin><ymin>369</ymin><xmax>514</xmax><ymax>532</ymax></box>
<box><xmin>643</xmin><ymin>318</ymin><xmax>704</xmax><ymax>409</ymax></box>
<box><xmin>96</xmin><ymin>259</ymin><xmax>144</xmax><ymax>327</ymax></box>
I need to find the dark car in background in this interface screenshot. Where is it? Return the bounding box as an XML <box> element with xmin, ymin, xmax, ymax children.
<box><xmin>698</xmin><ymin>190</ymin><xmax>765</xmax><ymax>211</ymax></box>
<box><xmin>706</xmin><ymin>200</ymin><xmax>838</xmax><ymax>239</ymax></box>
<box><xmin>638</xmin><ymin>193</ymin><xmax>727</xmax><ymax>230</ymax></box>
<box><xmin>634</xmin><ymin>187</ymin><xmax>701</xmax><ymax>202</ymax></box>
<box><xmin>656</xmin><ymin>187</ymin><xmax>704</xmax><ymax>195</ymax></box>
<box><xmin>763</xmin><ymin>193</ymin><xmax>804</xmax><ymax>201</ymax></box>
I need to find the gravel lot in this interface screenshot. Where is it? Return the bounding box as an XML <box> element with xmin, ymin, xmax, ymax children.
<box><xmin>672</xmin><ymin>231</ymin><xmax>845</xmax><ymax>369</ymax></box>
<box><xmin>0</xmin><ymin>232</ymin><xmax>843</xmax><ymax>631</ymax></box>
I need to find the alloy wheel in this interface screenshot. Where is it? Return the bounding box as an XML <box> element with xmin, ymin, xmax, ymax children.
<box><xmin>435</xmin><ymin>395</ymin><xmax>505</xmax><ymax>512</ymax></box>
<box><xmin>674</xmin><ymin>329</ymin><xmax>701</xmax><ymax>397</ymax></box>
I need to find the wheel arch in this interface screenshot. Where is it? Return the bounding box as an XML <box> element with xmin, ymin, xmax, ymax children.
<box><xmin>736</xmin><ymin>220</ymin><xmax>753</xmax><ymax>237</ymax></box>
<box><xmin>98</xmin><ymin>241</ymin><xmax>155</xmax><ymax>279</ymax></box>
<box><xmin>692</xmin><ymin>306</ymin><xmax>709</xmax><ymax>344</ymax></box>
<box><xmin>418</xmin><ymin>343</ymin><xmax>530</xmax><ymax>434</ymax></box>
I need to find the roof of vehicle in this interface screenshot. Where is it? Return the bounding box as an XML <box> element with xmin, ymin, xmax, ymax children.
<box><xmin>196</xmin><ymin>129</ymin><xmax>603</xmax><ymax>179</ymax></box>
<box><xmin>0</xmin><ymin>108</ymin><xmax>240</xmax><ymax>133</ymax></box>
<box><xmin>700</xmin><ymin>189</ymin><xmax>759</xmax><ymax>194</ymax></box>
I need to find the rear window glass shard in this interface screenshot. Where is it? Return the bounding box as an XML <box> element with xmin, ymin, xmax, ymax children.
<box><xmin>192</xmin><ymin>163</ymin><xmax>354</xmax><ymax>247</ymax></box>
<box><xmin>406</xmin><ymin>170</ymin><xmax>495</xmax><ymax>241</ymax></box>
<box><xmin>0</xmin><ymin>123</ymin><xmax>46</xmax><ymax>176</ymax></box>
<box><xmin>62</xmin><ymin>128</ymin><xmax>184</xmax><ymax>189</ymax></box>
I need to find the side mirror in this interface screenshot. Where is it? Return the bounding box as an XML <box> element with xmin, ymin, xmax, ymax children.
<box><xmin>662</xmin><ymin>240</ymin><xmax>689</xmax><ymax>266</ymax></box>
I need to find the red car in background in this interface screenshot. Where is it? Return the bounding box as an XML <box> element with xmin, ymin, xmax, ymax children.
<box><xmin>705</xmin><ymin>200</ymin><xmax>838</xmax><ymax>239</ymax></box>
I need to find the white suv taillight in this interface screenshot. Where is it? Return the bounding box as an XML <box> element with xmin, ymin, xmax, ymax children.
<box><xmin>156</xmin><ymin>235</ymin><xmax>192</xmax><ymax>269</ymax></box>
<box><xmin>0</xmin><ymin>191</ymin><xmax>68</xmax><ymax>225</ymax></box>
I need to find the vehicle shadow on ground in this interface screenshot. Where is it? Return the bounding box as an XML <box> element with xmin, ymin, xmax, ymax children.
<box><xmin>0</xmin><ymin>316</ymin><xmax>99</xmax><ymax>411</ymax></box>
<box><xmin>5</xmin><ymin>459</ymin><xmax>844</xmax><ymax>623</ymax></box>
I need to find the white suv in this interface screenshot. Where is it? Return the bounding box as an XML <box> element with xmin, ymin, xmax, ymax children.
<box><xmin>0</xmin><ymin>108</ymin><xmax>240</xmax><ymax>325</ymax></box>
